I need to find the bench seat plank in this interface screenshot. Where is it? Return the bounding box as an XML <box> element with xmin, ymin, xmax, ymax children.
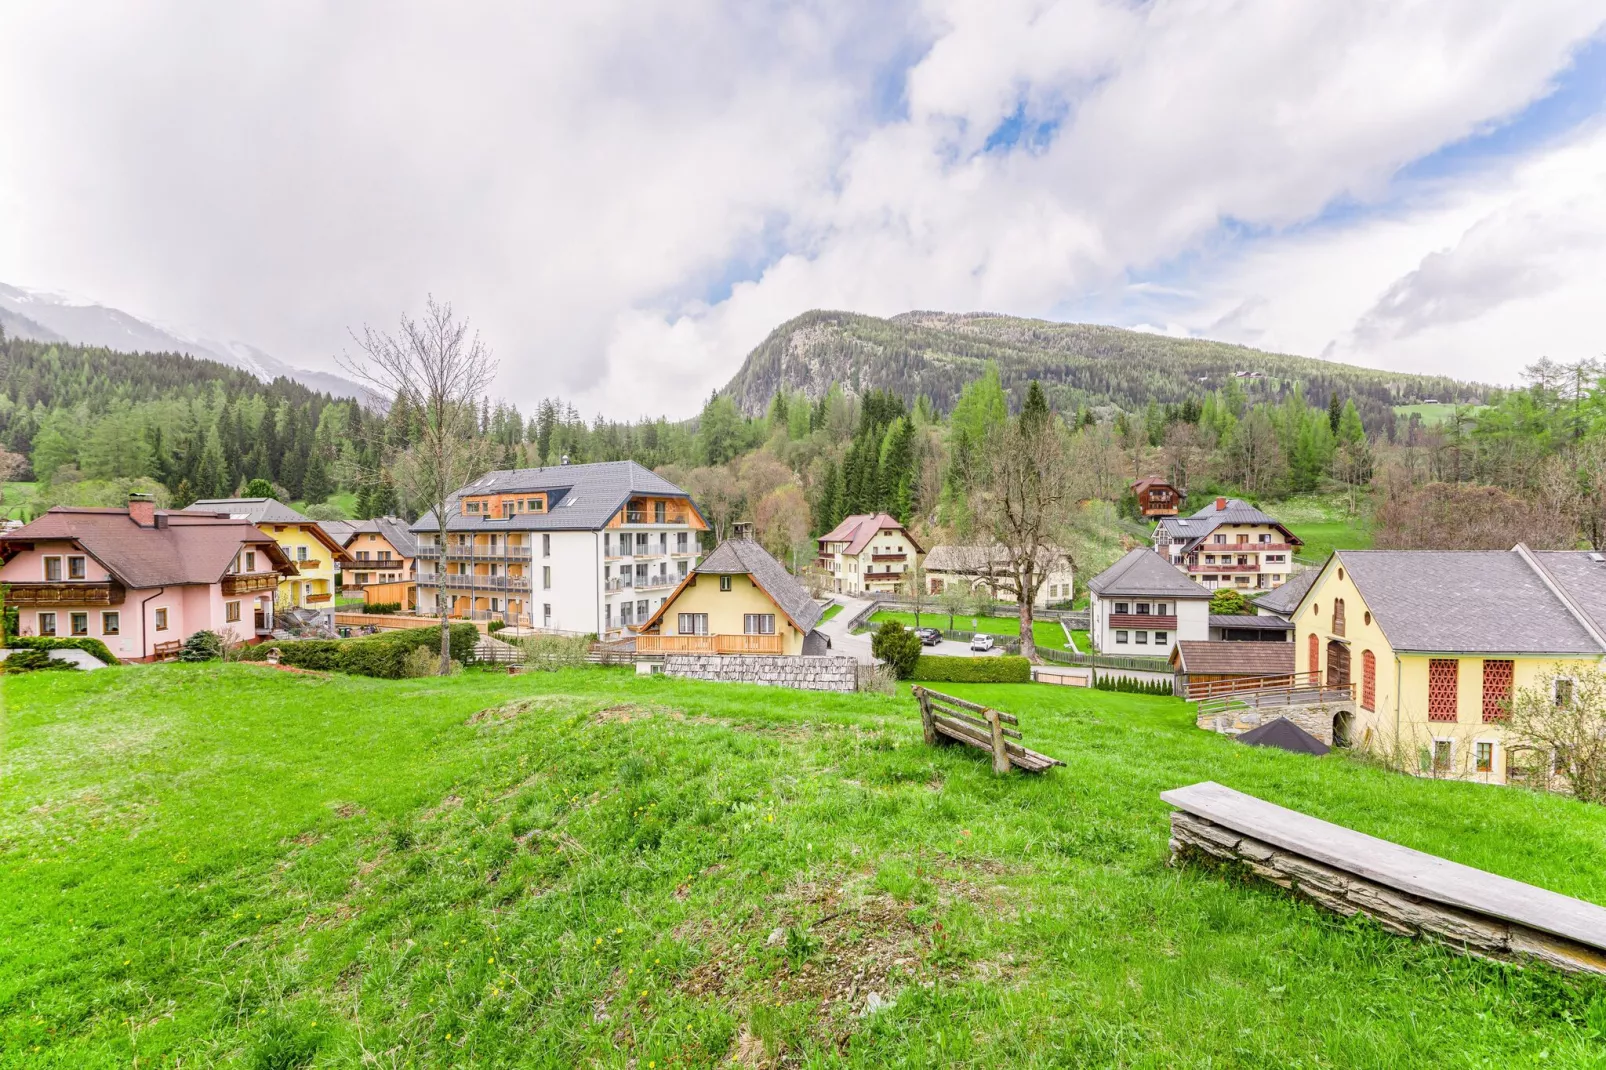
<box><xmin>1162</xmin><ymin>781</ymin><xmax>1606</xmax><ymax>954</ymax></box>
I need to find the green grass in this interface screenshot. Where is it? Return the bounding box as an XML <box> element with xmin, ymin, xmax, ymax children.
<box><xmin>7</xmin><ymin>666</ymin><xmax>1606</xmax><ymax>1066</ymax></box>
<box><xmin>1265</xmin><ymin>493</ymin><xmax>1374</xmax><ymax>565</ymax></box>
<box><xmin>818</xmin><ymin>603</ymin><xmax>843</xmax><ymax>622</ymax></box>
<box><xmin>1069</xmin><ymin>629</ymin><xmax>1091</xmax><ymax>654</ymax></box>
<box><xmin>1</xmin><ymin>480</ymin><xmax>40</xmax><ymax>520</ymax></box>
<box><xmin>1393</xmin><ymin>403</ymin><xmax>1489</xmax><ymax>426</ymax></box>
<box><xmin>867</xmin><ymin>610</ymin><xmax>1070</xmax><ymax>650</ymax></box>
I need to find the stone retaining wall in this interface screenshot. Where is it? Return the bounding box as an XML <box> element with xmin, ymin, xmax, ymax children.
<box><xmin>1169</xmin><ymin>810</ymin><xmax>1606</xmax><ymax>974</ymax></box>
<box><xmin>663</xmin><ymin>654</ymin><xmax>859</xmax><ymax>692</ymax></box>
<box><xmin>1197</xmin><ymin>703</ymin><xmax>1339</xmax><ymax>745</ymax></box>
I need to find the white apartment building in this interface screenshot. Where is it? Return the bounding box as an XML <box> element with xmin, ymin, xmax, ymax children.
<box><xmin>815</xmin><ymin>513</ymin><xmax>923</xmax><ymax>595</ymax></box>
<box><xmin>410</xmin><ymin>461</ymin><xmax>707</xmax><ymax>635</ymax></box>
<box><xmin>1153</xmin><ymin>497</ymin><xmax>1303</xmax><ymax>591</ymax></box>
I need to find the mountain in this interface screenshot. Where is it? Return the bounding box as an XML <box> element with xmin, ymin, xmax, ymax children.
<box><xmin>0</xmin><ymin>282</ymin><xmax>370</xmax><ymax>402</ymax></box>
<box><xmin>719</xmin><ymin>310</ymin><xmax>1485</xmax><ymax>428</ymax></box>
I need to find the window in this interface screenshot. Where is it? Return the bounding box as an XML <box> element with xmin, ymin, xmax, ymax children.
<box><xmin>154</xmin><ymin>608</ymin><xmax>169</xmax><ymax>631</ymax></box>
<box><xmin>297</xmin><ymin>546</ymin><xmax>308</xmax><ymax>562</ymax></box>
<box><xmin>1475</xmin><ymin>742</ymin><xmax>1494</xmax><ymax>774</ymax></box>
<box><xmin>464</xmin><ymin>500</ymin><xmax>481</xmax><ymax>514</ymax></box>
<box><xmin>655</xmin><ymin>501</ymin><xmax>666</xmax><ymax>523</ymax></box>
<box><xmin>226</xmin><ymin>601</ymin><xmax>241</xmax><ymax>623</ymax></box>
<box><xmin>659</xmin><ymin>532</ymin><xmax>667</xmax><ymax>554</ymax></box>
<box><xmin>678</xmin><ymin>613</ymin><xmax>709</xmax><ymax>635</ymax></box>
<box><xmin>1264</xmin><ymin>555</ymin><xmax>1285</xmax><ymax>564</ymax></box>
<box><xmin>1135</xmin><ymin>631</ymin><xmax>1148</xmax><ymax>644</ymax></box>
<box><xmin>744</xmin><ymin>613</ymin><xmax>776</xmax><ymax>635</ymax></box>
<box><xmin>1361</xmin><ymin>650</ymin><xmax>1376</xmax><ymax>711</ymax></box>
<box><xmin>620</xmin><ymin>602</ymin><xmax>634</xmax><ymax>625</ymax></box>
<box><xmin>1428</xmin><ymin>659</ymin><xmax>1458</xmax><ymax>721</ymax></box>
<box><xmin>677</xmin><ymin>532</ymin><xmax>688</xmax><ymax>553</ymax></box>
<box><xmin>1332</xmin><ymin>598</ymin><xmax>1346</xmax><ymax>637</ymax></box>
<box><xmin>1236</xmin><ymin>534</ymin><xmax>1248</xmax><ymax>544</ymax></box>
<box><xmin>543</xmin><ymin>566</ymin><xmax>552</xmax><ymax>590</ymax></box>
<box><xmin>1153</xmin><ymin>631</ymin><xmax>1169</xmax><ymax>645</ymax></box>
<box><xmin>677</xmin><ymin>560</ymin><xmax>688</xmax><ymax>579</ymax></box>
<box><xmin>1556</xmin><ymin>677</ymin><xmax>1576</xmax><ymax>708</ymax></box>
<box><xmin>720</xmin><ymin>575</ymin><xmax>732</xmax><ymax>592</ymax></box>
<box><xmin>544</xmin><ymin>604</ymin><xmax>552</xmax><ymax>626</ymax></box>
<box><xmin>1432</xmin><ymin>739</ymin><xmax>1453</xmax><ymax>774</ymax></box>
<box><xmin>1115</xmin><ymin>630</ymin><xmax>1129</xmax><ymax>644</ymax></box>
<box><xmin>1136</xmin><ymin>603</ymin><xmax>1150</xmax><ymax>615</ymax></box>
<box><xmin>102</xmin><ymin>611</ymin><xmax>120</xmax><ymax>635</ymax></box>
<box><xmin>543</xmin><ymin>534</ymin><xmax>551</xmax><ymax>558</ymax></box>
<box><xmin>39</xmin><ymin>612</ymin><xmax>57</xmax><ymax>636</ymax></box>
<box><xmin>245</xmin><ymin>551</ymin><xmax>256</xmax><ymax>571</ymax></box>
<box><xmin>44</xmin><ymin>556</ymin><xmax>62</xmax><ymax>581</ymax></box>
<box><xmin>70</xmin><ymin>612</ymin><xmax>88</xmax><ymax>636</ymax></box>
<box><xmin>635</xmin><ymin>532</ymin><xmax>649</xmax><ymax>551</ymax></box>
<box><xmin>1482</xmin><ymin>660</ymin><xmax>1513</xmax><ymax>722</ymax></box>
<box><xmin>1259</xmin><ymin>533</ymin><xmax>1271</xmax><ymax>543</ymax></box>
<box><xmin>1155</xmin><ymin>603</ymin><xmax>1167</xmax><ymax>615</ymax></box>
<box><xmin>68</xmin><ymin>556</ymin><xmax>87</xmax><ymax>580</ymax></box>
<box><xmin>1114</xmin><ymin>602</ymin><xmax>1129</xmax><ymax>614</ymax></box>
<box><xmin>1213</xmin><ymin>534</ymin><xmax>1226</xmax><ymax>544</ymax></box>
<box><xmin>636</xmin><ymin>599</ymin><xmax>648</xmax><ymax>619</ymax></box>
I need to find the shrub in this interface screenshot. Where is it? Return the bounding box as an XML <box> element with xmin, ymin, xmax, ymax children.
<box><xmin>486</xmin><ymin>620</ymin><xmax>507</xmax><ymax>634</ymax></box>
<box><xmin>910</xmin><ymin>655</ymin><xmax>1031</xmax><ymax>683</ymax></box>
<box><xmin>1208</xmin><ymin>589</ymin><xmax>1253</xmax><ymax>616</ymax></box>
<box><xmin>871</xmin><ymin>621</ymin><xmax>923</xmax><ymax>679</ymax></box>
<box><xmin>3</xmin><ymin>647</ymin><xmax>78</xmax><ymax>673</ymax></box>
<box><xmin>179</xmin><ymin>630</ymin><xmax>224</xmax><ymax>662</ymax></box>
<box><xmin>9</xmin><ymin>636</ymin><xmax>118</xmax><ymax>665</ymax></box>
<box><xmin>1091</xmin><ymin>670</ymin><xmax>1173</xmax><ymax>695</ymax></box>
<box><xmin>519</xmin><ymin>632</ymin><xmax>592</xmax><ymax>670</ymax></box>
<box><xmin>402</xmin><ymin>646</ymin><xmax>443</xmax><ymax>678</ymax></box>
<box><xmin>238</xmin><ymin>624</ymin><xmax>477</xmax><ymax>678</ymax></box>
<box><xmin>361</xmin><ymin>602</ymin><xmax>403</xmax><ymax>615</ymax></box>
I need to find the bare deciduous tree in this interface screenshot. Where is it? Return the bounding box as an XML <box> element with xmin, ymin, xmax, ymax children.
<box><xmin>1506</xmin><ymin>664</ymin><xmax>1606</xmax><ymax>804</ymax></box>
<box><xmin>1373</xmin><ymin>482</ymin><xmax>1575</xmax><ymax>551</ymax></box>
<box><xmin>340</xmin><ymin>297</ymin><xmax>498</xmax><ymax>672</ymax></box>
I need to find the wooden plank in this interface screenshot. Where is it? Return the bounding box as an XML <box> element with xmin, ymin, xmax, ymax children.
<box><xmin>928</xmin><ymin>701</ymin><xmax>1023</xmax><ymax>740</ymax></box>
<box><xmin>1161</xmin><ymin>781</ymin><xmax>1606</xmax><ymax>953</ymax></box>
<box><xmin>986</xmin><ymin>707</ymin><xmax>1010</xmax><ymax>775</ymax></box>
<box><xmin>932</xmin><ymin>716</ymin><xmax>1034</xmax><ymax>760</ymax></box>
<box><xmin>919</xmin><ymin>689</ymin><xmax>1019</xmax><ymax>725</ymax></box>
<box><xmin>932</xmin><ymin>719</ymin><xmax>1058</xmax><ymax>772</ymax></box>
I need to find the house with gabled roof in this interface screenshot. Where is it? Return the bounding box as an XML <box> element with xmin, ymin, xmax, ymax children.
<box><xmin>1292</xmin><ymin>546</ymin><xmax>1606</xmax><ymax>784</ymax></box>
<box><xmin>187</xmin><ymin>497</ymin><xmax>351</xmax><ymax>610</ymax></box>
<box><xmin>636</xmin><ymin>532</ymin><xmax>826</xmax><ymax>656</ymax></box>
<box><xmin>410</xmin><ymin>460</ymin><xmax>707</xmax><ymax>634</ymax></box>
<box><xmin>1086</xmin><ymin>548</ymin><xmax>1212</xmax><ymax>655</ymax></box>
<box><xmin>0</xmin><ymin>493</ymin><xmax>297</xmax><ymax>660</ymax></box>
<box><xmin>816</xmin><ymin>513</ymin><xmax>922</xmax><ymax>595</ymax></box>
<box><xmin>1153</xmin><ymin>496</ymin><xmax>1302</xmax><ymax>592</ymax></box>
<box><xmin>323</xmin><ymin>516</ymin><xmax>418</xmax><ymax>607</ymax></box>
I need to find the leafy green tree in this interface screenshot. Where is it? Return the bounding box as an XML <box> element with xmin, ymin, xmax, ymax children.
<box><xmin>245</xmin><ymin>477</ymin><xmax>274</xmax><ymax>498</ymax></box>
<box><xmin>1209</xmin><ymin>589</ymin><xmax>1253</xmax><ymax>615</ymax></box>
<box><xmin>871</xmin><ymin>620</ymin><xmax>923</xmax><ymax>679</ymax></box>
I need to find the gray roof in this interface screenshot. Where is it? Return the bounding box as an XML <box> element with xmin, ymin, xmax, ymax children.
<box><xmin>1210</xmin><ymin>614</ymin><xmax>1294</xmax><ymax>631</ymax></box>
<box><xmin>366</xmin><ymin>516</ymin><xmax>420</xmax><ymax>558</ymax></box>
<box><xmin>1237</xmin><ymin>717</ymin><xmax>1330</xmax><ymax>756</ymax></box>
<box><xmin>1251</xmin><ymin>567</ymin><xmax>1318</xmax><ymax>617</ymax></box>
<box><xmin>1155</xmin><ymin>497</ymin><xmax>1300</xmax><ymax>550</ymax></box>
<box><xmin>693</xmin><ymin>538</ymin><xmax>822</xmax><ymax>632</ymax></box>
<box><xmin>187</xmin><ymin>497</ymin><xmax>310</xmax><ymax>525</ymax></box>
<box><xmin>1334</xmin><ymin>549</ymin><xmax>1606</xmax><ymax>655</ymax></box>
<box><xmin>319</xmin><ymin>520</ymin><xmax>360</xmax><ymax>544</ymax></box>
<box><xmin>1089</xmin><ymin>548</ymin><xmax>1211</xmax><ymax>599</ymax></box>
<box><xmin>1534</xmin><ymin>552</ymin><xmax>1606</xmax><ymax>639</ymax></box>
<box><xmin>411</xmin><ymin>461</ymin><xmax>702</xmax><ymax>533</ymax></box>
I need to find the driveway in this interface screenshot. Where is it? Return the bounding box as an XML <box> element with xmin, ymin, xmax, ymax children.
<box><xmin>814</xmin><ymin>596</ymin><xmax>877</xmax><ymax>664</ymax></box>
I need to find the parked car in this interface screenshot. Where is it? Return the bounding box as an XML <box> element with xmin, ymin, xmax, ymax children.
<box><xmin>969</xmin><ymin>634</ymin><xmax>995</xmax><ymax>652</ymax></box>
<box><xmin>915</xmin><ymin>627</ymin><xmax>942</xmax><ymax>646</ymax></box>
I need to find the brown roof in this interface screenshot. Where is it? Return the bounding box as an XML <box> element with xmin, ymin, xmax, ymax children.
<box><xmin>0</xmin><ymin>507</ymin><xmax>296</xmax><ymax>588</ymax></box>
<box><xmin>639</xmin><ymin>538</ymin><xmax>822</xmax><ymax>635</ymax></box>
<box><xmin>816</xmin><ymin>513</ymin><xmax>923</xmax><ymax>556</ymax></box>
<box><xmin>1170</xmin><ymin>641</ymin><xmax>1294</xmax><ymax>676</ymax></box>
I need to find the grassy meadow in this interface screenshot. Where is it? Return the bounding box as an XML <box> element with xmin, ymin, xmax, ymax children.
<box><xmin>6</xmin><ymin>664</ymin><xmax>1606</xmax><ymax>1067</ymax></box>
<box><xmin>865</xmin><ymin>610</ymin><xmax>1071</xmax><ymax>651</ymax></box>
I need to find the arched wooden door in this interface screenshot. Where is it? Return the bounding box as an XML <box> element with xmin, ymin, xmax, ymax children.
<box><xmin>1326</xmin><ymin>640</ymin><xmax>1350</xmax><ymax>689</ymax></box>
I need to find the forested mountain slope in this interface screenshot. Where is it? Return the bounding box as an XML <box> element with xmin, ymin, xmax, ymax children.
<box><xmin>720</xmin><ymin>310</ymin><xmax>1484</xmax><ymax>429</ymax></box>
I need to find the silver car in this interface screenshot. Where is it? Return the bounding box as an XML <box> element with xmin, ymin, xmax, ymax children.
<box><xmin>969</xmin><ymin>634</ymin><xmax>995</xmax><ymax>652</ymax></box>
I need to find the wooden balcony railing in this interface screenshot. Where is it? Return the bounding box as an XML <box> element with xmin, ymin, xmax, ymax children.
<box><xmin>1110</xmin><ymin>613</ymin><xmax>1178</xmax><ymax>629</ymax></box>
<box><xmin>222</xmin><ymin>572</ymin><xmax>280</xmax><ymax>596</ymax></box>
<box><xmin>305</xmin><ymin>592</ymin><xmax>333</xmax><ymax>604</ymax></box>
<box><xmin>2</xmin><ymin>581</ymin><xmax>125</xmax><ymax>606</ymax></box>
<box><xmin>636</xmin><ymin>633</ymin><xmax>784</xmax><ymax>654</ymax></box>
<box><xmin>1190</xmin><ymin>562</ymin><xmax>1261</xmax><ymax>573</ymax></box>
<box><xmin>871</xmin><ymin>553</ymin><xmax>907</xmax><ymax>562</ymax></box>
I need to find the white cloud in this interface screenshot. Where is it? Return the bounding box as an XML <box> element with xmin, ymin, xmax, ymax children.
<box><xmin>0</xmin><ymin>1</ymin><xmax>1602</xmax><ymax>416</ymax></box>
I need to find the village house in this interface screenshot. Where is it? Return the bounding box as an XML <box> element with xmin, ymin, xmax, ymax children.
<box><xmin>1153</xmin><ymin>496</ymin><xmax>1302</xmax><ymax>591</ymax></box>
<box><xmin>1293</xmin><ymin>546</ymin><xmax>1606</xmax><ymax>784</ymax></box>
<box><xmin>410</xmin><ymin>460</ymin><xmax>706</xmax><ymax>634</ymax></box>
<box><xmin>187</xmin><ymin>497</ymin><xmax>351</xmax><ymax>610</ymax></box>
<box><xmin>635</xmin><ymin>531</ymin><xmax>826</xmax><ymax>655</ymax></box>
<box><xmin>1087</xmin><ymin>548</ymin><xmax>1212</xmax><ymax>655</ymax></box>
<box><xmin>0</xmin><ymin>494</ymin><xmax>296</xmax><ymax>660</ymax></box>
<box><xmin>323</xmin><ymin>516</ymin><xmax>418</xmax><ymax>609</ymax></box>
<box><xmin>923</xmin><ymin>545</ymin><xmax>1074</xmax><ymax>606</ymax></box>
<box><xmin>1131</xmin><ymin>476</ymin><xmax>1184</xmax><ymax>518</ymax></box>
<box><xmin>816</xmin><ymin>513</ymin><xmax>922</xmax><ymax>596</ymax></box>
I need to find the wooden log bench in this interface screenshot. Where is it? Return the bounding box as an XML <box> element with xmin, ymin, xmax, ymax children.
<box><xmin>912</xmin><ymin>686</ymin><xmax>1063</xmax><ymax>775</ymax></box>
<box><xmin>1163</xmin><ymin>781</ymin><xmax>1606</xmax><ymax>974</ymax></box>
<box><xmin>152</xmin><ymin>640</ymin><xmax>182</xmax><ymax>661</ymax></box>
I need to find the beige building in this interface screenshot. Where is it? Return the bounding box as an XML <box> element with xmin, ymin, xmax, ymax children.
<box><xmin>924</xmin><ymin>545</ymin><xmax>1074</xmax><ymax>606</ymax></box>
<box><xmin>1153</xmin><ymin>497</ymin><xmax>1302</xmax><ymax>591</ymax></box>
<box><xmin>816</xmin><ymin>513</ymin><xmax>923</xmax><ymax>595</ymax></box>
<box><xmin>637</xmin><ymin>536</ymin><xmax>825</xmax><ymax>655</ymax></box>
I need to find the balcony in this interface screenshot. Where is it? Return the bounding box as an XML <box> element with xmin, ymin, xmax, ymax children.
<box><xmin>1110</xmin><ymin>613</ymin><xmax>1178</xmax><ymax>629</ymax></box>
<box><xmin>636</xmin><ymin>633</ymin><xmax>784</xmax><ymax>655</ymax></box>
<box><xmin>222</xmin><ymin>572</ymin><xmax>280</xmax><ymax>596</ymax></box>
<box><xmin>1189</xmin><ymin>562</ymin><xmax>1261</xmax><ymax>574</ymax></box>
<box><xmin>637</xmin><ymin>573</ymin><xmax>677</xmax><ymax>591</ymax></box>
<box><xmin>439</xmin><ymin>574</ymin><xmax>522</xmax><ymax>590</ymax></box>
<box><xmin>3</xmin><ymin>581</ymin><xmax>125</xmax><ymax>606</ymax></box>
<box><xmin>417</xmin><ymin>545</ymin><xmax>533</xmax><ymax>561</ymax></box>
<box><xmin>305</xmin><ymin>593</ymin><xmax>332</xmax><ymax>604</ymax></box>
<box><xmin>871</xmin><ymin>553</ymin><xmax>907</xmax><ymax>562</ymax></box>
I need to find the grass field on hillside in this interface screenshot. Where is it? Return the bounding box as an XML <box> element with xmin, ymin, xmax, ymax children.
<box><xmin>7</xmin><ymin>666</ymin><xmax>1606</xmax><ymax>1067</ymax></box>
<box><xmin>1270</xmin><ymin>493</ymin><xmax>1374</xmax><ymax>565</ymax></box>
<box><xmin>866</xmin><ymin>610</ymin><xmax>1070</xmax><ymax>650</ymax></box>
<box><xmin>1394</xmin><ymin>402</ymin><xmax>1489</xmax><ymax>425</ymax></box>
<box><xmin>1</xmin><ymin>480</ymin><xmax>39</xmax><ymax>519</ymax></box>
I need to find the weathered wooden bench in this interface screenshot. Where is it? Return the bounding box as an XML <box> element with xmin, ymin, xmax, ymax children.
<box><xmin>912</xmin><ymin>687</ymin><xmax>1063</xmax><ymax>775</ymax></box>
<box><xmin>1163</xmin><ymin>781</ymin><xmax>1606</xmax><ymax>974</ymax></box>
<box><xmin>152</xmin><ymin>640</ymin><xmax>182</xmax><ymax>661</ymax></box>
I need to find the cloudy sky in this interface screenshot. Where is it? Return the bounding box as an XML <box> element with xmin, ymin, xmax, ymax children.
<box><xmin>2</xmin><ymin>2</ymin><xmax>1604</xmax><ymax>419</ymax></box>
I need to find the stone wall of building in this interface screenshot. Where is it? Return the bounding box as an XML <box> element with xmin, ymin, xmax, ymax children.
<box><xmin>1197</xmin><ymin>702</ymin><xmax>1343</xmax><ymax>745</ymax></box>
<box><xmin>662</xmin><ymin>654</ymin><xmax>859</xmax><ymax>692</ymax></box>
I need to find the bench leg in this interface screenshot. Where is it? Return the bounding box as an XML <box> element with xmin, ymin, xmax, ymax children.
<box><xmin>916</xmin><ymin>687</ymin><xmax>938</xmax><ymax>747</ymax></box>
<box><xmin>986</xmin><ymin>708</ymin><xmax>1011</xmax><ymax>775</ymax></box>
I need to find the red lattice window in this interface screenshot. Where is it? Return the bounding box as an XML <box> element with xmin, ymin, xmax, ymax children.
<box><xmin>1428</xmin><ymin>659</ymin><xmax>1459</xmax><ymax>722</ymax></box>
<box><xmin>1361</xmin><ymin>650</ymin><xmax>1376</xmax><ymax>711</ymax></box>
<box><xmin>1308</xmin><ymin>633</ymin><xmax>1319</xmax><ymax>682</ymax></box>
<box><xmin>1482</xmin><ymin>660</ymin><xmax>1514</xmax><ymax>723</ymax></box>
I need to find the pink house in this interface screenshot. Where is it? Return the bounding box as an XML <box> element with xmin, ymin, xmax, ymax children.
<box><xmin>0</xmin><ymin>494</ymin><xmax>296</xmax><ymax>661</ymax></box>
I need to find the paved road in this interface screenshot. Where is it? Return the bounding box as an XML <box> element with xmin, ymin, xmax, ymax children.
<box><xmin>815</xmin><ymin>596</ymin><xmax>878</xmax><ymax>664</ymax></box>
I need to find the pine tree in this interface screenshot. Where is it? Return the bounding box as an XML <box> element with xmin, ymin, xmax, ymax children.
<box><xmin>1021</xmin><ymin>381</ymin><xmax>1051</xmax><ymax>434</ymax></box>
<box><xmin>1328</xmin><ymin>390</ymin><xmax>1343</xmax><ymax>434</ymax></box>
<box><xmin>302</xmin><ymin>450</ymin><xmax>333</xmax><ymax>505</ymax></box>
<box><xmin>194</xmin><ymin>427</ymin><xmax>230</xmax><ymax>499</ymax></box>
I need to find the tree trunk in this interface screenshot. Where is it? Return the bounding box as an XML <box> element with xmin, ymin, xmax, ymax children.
<box><xmin>437</xmin><ymin>515</ymin><xmax>451</xmax><ymax>674</ymax></box>
<box><xmin>1017</xmin><ymin>565</ymin><xmax>1037</xmax><ymax>661</ymax></box>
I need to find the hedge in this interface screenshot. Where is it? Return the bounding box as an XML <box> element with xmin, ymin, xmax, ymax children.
<box><xmin>361</xmin><ymin>602</ymin><xmax>404</xmax><ymax>615</ymax></box>
<box><xmin>239</xmin><ymin>623</ymin><xmax>478</xmax><ymax>679</ymax></box>
<box><xmin>909</xmin><ymin>655</ymin><xmax>1032</xmax><ymax>683</ymax></box>
<box><xmin>8</xmin><ymin>636</ymin><xmax>119</xmax><ymax>665</ymax></box>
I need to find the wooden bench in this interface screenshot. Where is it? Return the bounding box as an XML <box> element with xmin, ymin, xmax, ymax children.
<box><xmin>1163</xmin><ymin>781</ymin><xmax>1606</xmax><ymax>974</ymax></box>
<box><xmin>912</xmin><ymin>687</ymin><xmax>1063</xmax><ymax>774</ymax></box>
<box><xmin>152</xmin><ymin>640</ymin><xmax>182</xmax><ymax>661</ymax></box>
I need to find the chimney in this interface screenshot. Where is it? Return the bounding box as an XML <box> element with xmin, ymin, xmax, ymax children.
<box><xmin>733</xmin><ymin>521</ymin><xmax>754</xmax><ymax>540</ymax></box>
<box><xmin>1215</xmin><ymin>496</ymin><xmax>1227</xmax><ymax>512</ymax></box>
<box><xmin>128</xmin><ymin>492</ymin><xmax>156</xmax><ymax>527</ymax></box>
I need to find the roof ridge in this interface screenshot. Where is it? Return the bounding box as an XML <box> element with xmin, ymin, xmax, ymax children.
<box><xmin>1513</xmin><ymin>543</ymin><xmax>1606</xmax><ymax>653</ymax></box>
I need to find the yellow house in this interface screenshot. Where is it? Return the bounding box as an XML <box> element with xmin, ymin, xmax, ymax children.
<box><xmin>1293</xmin><ymin>546</ymin><xmax>1606</xmax><ymax>785</ymax></box>
<box><xmin>187</xmin><ymin>498</ymin><xmax>352</xmax><ymax>610</ymax></box>
<box><xmin>636</xmin><ymin>536</ymin><xmax>825</xmax><ymax>656</ymax></box>
<box><xmin>816</xmin><ymin>512</ymin><xmax>923</xmax><ymax>595</ymax></box>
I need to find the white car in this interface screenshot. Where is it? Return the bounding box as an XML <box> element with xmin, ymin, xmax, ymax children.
<box><xmin>969</xmin><ymin>634</ymin><xmax>995</xmax><ymax>652</ymax></box>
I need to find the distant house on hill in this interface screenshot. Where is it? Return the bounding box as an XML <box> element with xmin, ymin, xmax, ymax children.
<box><xmin>637</xmin><ymin>534</ymin><xmax>826</xmax><ymax>655</ymax></box>
<box><xmin>816</xmin><ymin>513</ymin><xmax>922</xmax><ymax>596</ymax></box>
<box><xmin>1086</xmin><ymin>548</ymin><xmax>1211</xmax><ymax>655</ymax></box>
<box><xmin>923</xmin><ymin>544</ymin><xmax>1074</xmax><ymax>606</ymax></box>
<box><xmin>1131</xmin><ymin>477</ymin><xmax>1184</xmax><ymax>518</ymax></box>
<box><xmin>1152</xmin><ymin>497</ymin><xmax>1302</xmax><ymax>593</ymax></box>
